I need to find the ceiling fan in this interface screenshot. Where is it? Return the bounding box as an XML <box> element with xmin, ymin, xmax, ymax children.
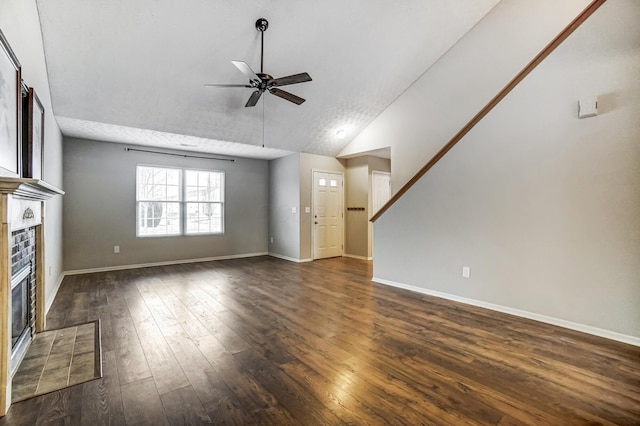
<box><xmin>205</xmin><ymin>18</ymin><xmax>312</xmax><ymax>107</ymax></box>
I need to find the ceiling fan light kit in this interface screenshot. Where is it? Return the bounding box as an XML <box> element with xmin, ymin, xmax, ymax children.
<box><xmin>205</xmin><ymin>18</ymin><xmax>312</xmax><ymax>107</ymax></box>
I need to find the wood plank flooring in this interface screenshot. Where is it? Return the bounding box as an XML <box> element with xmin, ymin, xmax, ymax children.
<box><xmin>2</xmin><ymin>256</ymin><xmax>638</xmax><ymax>425</ymax></box>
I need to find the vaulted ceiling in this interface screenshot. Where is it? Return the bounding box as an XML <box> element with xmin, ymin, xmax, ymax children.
<box><xmin>36</xmin><ymin>0</ymin><xmax>501</xmax><ymax>159</ymax></box>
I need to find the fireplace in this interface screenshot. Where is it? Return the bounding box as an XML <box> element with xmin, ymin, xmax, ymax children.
<box><xmin>0</xmin><ymin>177</ymin><xmax>64</xmax><ymax>415</ymax></box>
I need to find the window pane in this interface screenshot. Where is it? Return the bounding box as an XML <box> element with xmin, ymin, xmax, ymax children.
<box><xmin>185</xmin><ymin>170</ymin><xmax>223</xmax><ymax>202</ymax></box>
<box><xmin>318</xmin><ymin>178</ymin><xmax>326</xmax><ymax>186</ymax></box>
<box><xmin>137</xmin><ymin>202</ymin><xmax>180</xmax><ymax>236</ymax></box>
<box><xmin>137</xmin><ymin>166</ymin><xmax>180</xmax><ymax>201</ymax></box>
<box><xmin>330</xmin><ymin>179</ymin><xmax>338</xmax><ymax>187</ymax></box>
<box><xmin>167</xmin><ymin>170</ymin><xmax>180</xmax><ymax>186</ymax></box>
<box><xmin>167</xmin><ymin>184</ymin><xmax>180</xmax><ymax>201</ymax></box>
<box><xmin>186</xmin><ymin>202</ymin><xmax>222</xmax><ymax>234</ymax></box>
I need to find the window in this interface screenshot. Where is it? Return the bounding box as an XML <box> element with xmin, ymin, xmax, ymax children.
<box><xmin>136</xmin><ymin>165</ymin><xmax>224</xmax><ymax>237</ymax></box>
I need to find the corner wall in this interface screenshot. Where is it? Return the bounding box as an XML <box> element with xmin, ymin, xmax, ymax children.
<box><xmin>268</xmin><ymin>154</ymin><xmax>300</xmax><ymax>260</ymax></box>
<box><xmin>345</xmin><ymin>157</ymin><xmax>369</xmax><ymax>258</ymax></box>
<box><xmin>338</xmin><ymin>0</ymin><xmax>593</xmax><ymax>193</ymax></box>
<box><xmin>374</xmin><ymin>0</ymin><xmax>640</xmax><ymax>341</ymax></box>
<box><xmin>63</xmin><ymin>138</ymin><xmax>269</xmax><ymax>271</ymax></box>
<box><xmin>345</xmin><ymin>156</ymin><xmax>390</xmax><ymax>259</ymax></box>
<box><xmin>0</xmin><ymin>1</ymin><xmax>65</xmax><ymax>311</ymax></box>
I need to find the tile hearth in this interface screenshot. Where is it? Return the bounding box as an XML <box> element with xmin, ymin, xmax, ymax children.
<box><xmin>11</xmin><ymin>321</ymin><xmax>101</xmax><ymax>402</ymax></box>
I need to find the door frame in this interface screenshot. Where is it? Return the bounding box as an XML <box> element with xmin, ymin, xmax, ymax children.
<box><xmin>311</xmin><ymin>169</ymin><xmax>345</xmax><ymax>260</ymax></box>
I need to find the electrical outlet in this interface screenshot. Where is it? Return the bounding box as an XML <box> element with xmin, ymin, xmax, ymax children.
<box><xmin>291</xmin><ymin>207</ymin><xmax>297</xmax><ymax>214</ymax></box>
<box><xmin>114</xmin><ymin>245</ymin><xmax>120</xmax><ymax>254</ymax></box>
<box><xmin>462</xmin><ymin>266</ymin><xmax>470</xmax><ymax>278</ymax></box>
<box><xmin>270</xmin><ymin>237</ymin><xmax>274</xmax><ymax>244</ymax></box>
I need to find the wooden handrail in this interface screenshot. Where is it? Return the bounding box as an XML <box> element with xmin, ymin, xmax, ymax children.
<box><xmin>371</xmin><ymin>0</ymin><xmax>606</xmax><ymax>222</ymax></box>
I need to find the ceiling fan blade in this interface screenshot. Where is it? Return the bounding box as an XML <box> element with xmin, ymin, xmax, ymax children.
<box><xmin>269</xmin><ymin>88</ymin><xmax>305</xmax><ymax>105</ymax></box>
<box><xmin>245</xmin><ymin>90</ymin><xmax>263</xmax><ymax>107</ymax></box>
<box><xmin>231</xmin><ymin>60</ymin><xmax>261</xmax><ymax>83</ymax></box>
<box><xmin>269</xmin><ymin>72</ymin><xmax>312</xmax><ymax>87</ymax></box>
<box><xmin>204</xmin><ymin>83</ymin><xmax>253</xmax><ymax>88</ymax></box>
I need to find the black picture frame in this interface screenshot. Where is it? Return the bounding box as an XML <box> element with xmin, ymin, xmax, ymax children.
<box><xmin>0</xmin><ymin>29</ymin><xmax>22</xmax><ymax>178</ymax></box>
<box><xmin>23</xmin><ymin>87</ymin><xmax>44</xmax><ymax>180</ymax></box>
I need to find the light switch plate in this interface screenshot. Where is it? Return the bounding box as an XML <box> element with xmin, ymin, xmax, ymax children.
<box><xmin>462</xmin><ymin>266</ymin><xmax>470</xmax><ymax>278</ymax></box>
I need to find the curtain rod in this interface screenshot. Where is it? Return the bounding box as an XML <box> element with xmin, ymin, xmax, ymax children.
<box><xmin>125</xmin><ymin>147</ymin><xmax>235</xmax><ymax>162</ymax></box>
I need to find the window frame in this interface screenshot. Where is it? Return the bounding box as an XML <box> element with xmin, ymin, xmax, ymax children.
<box><xmin>136</xmin><ymin>164</ymin><xmax>225</xmax><ymax>238</ymax></box>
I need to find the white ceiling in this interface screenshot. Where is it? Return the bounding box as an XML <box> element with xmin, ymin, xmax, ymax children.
<box><xmin>36</xmin><ymin>0</ymin><xmax>501</xmax><ymax>160</ymax></box>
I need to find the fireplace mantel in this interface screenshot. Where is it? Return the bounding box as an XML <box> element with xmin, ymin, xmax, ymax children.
<box><xmin>0</xmin><ymin>178</ymin><xmax>64</xmax><ymax>200</ymax></box>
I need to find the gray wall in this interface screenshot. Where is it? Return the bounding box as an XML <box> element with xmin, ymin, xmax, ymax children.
<box><xmin>268</xmin><ymin>154</ymin><xmax>300</xmax><ymax>260</ymax></box>
<box><xmin>374</xmin><ymin>0</ymin><xmax>640</xmax><ymax>339</ymax></box>
<box><xmin>1</xmin><ymin>1</ymin><xmax>65</xmax><ymax>310</ymax></box>
<box><xmin>63</xmin><ymin>138</ymin><xmax>268</xmax><ymax>271</ymax></box>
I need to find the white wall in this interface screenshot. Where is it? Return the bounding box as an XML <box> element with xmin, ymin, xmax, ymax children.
<box><xmin>373</xmin><ymin>0</ymin><xmax>640</xmax><ymax>341</ymax></box>
<box><xmin>338</xmin><ymin>0</ymin><xmax>593</xmax><ymax>193</ymax></box>
<box><xmin>63</xmin><ymin>138</ymin><xmax>269</xmax><ymax>271</ymax></box>
<box><xmin>0</xmin><ymin>0</ymin><xmax>65</xmax><ymax>310</ymax></box>
<box><xmin>269</xmin><ymin>154</ymin><xmax>301</xmax><ymax>260</ymax></box>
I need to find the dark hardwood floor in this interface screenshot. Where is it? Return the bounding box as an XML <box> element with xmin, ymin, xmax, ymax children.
<box><xmin>2</xmin><ymin>256</ymin><xmax>638</xmax><ymax>425</ymax></box>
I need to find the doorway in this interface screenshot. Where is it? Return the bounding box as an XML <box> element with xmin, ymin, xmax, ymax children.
<box><xmin>313</xmin><ymin>171</ymin><xmax>344</xmax><ymax>259</ymax></box>
<box><xmin>371</xmin><ymin>171</ymin><xmax>391</xmax><ymax>213</ymax></box>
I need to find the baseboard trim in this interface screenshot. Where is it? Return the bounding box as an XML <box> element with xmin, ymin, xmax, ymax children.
<box><xmin>45</xmin><ymin>273</ymin><xmax>65</xmax><ymax>314</ymax></box>
<box><xmin>372</xmin><ymin>277</ymin><xmax>640</xmax><ymax>347</ymax></box>
<box><xmin>64</xmin><ymin>252</ymin><xmax>269</xmax><ymax>276</ymax></box>
<box><xmin>268</xmin><ymin>253</ymin><xmax>312</xmax><ymax>263</ymax></box>
<box><xmin>343</xmin><ymin>254</ymin><xmax>373</xmax><ymax>261</ymax></box>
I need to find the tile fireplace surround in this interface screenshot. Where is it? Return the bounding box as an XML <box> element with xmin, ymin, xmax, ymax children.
<box><xmin>0</xmin><ymin>178</ymin><xmax>63</xmax><ymax>415</ymax></box>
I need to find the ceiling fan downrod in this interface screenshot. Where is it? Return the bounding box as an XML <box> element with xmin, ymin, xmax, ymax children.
<box><xmin>255</xmin><ymin>18</ymin><xmax>269</xmax><ymax>74</ymax></box>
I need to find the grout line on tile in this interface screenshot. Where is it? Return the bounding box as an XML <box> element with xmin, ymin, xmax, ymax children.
<box><xmin>34</xmin><ymin>330</ymin><xmax>57</xmax><ymax>394</ymax></box>
<box><xmin>66</xmin><ymin>326</ymin><xmax>79</xmax><ymax>386</ymax></box>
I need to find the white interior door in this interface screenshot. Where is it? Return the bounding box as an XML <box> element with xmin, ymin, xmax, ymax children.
<box><xmin>313</xmin><ymin>171</ymin><xmax>343</xmax><ymax>259</ymax></box>
<box><xmin>371</xmin><ymin>171</ymin><xmax>391</xmax><ymax>213</ymax></box>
